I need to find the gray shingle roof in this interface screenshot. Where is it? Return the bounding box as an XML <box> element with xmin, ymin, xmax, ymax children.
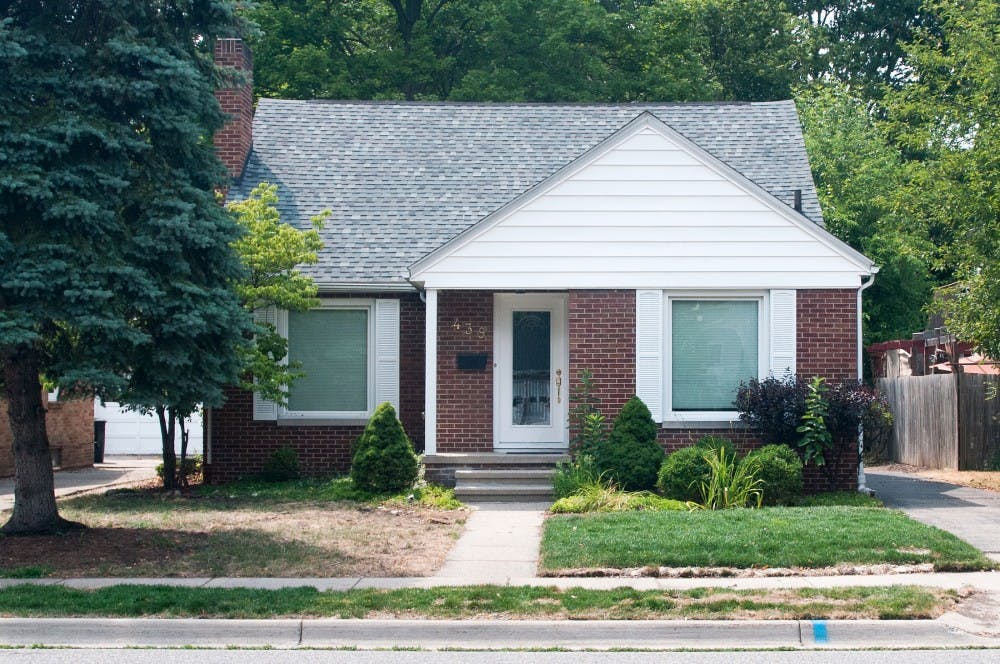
<box><xmin>234</xmin><ymin>100</ymin><xmax>823</xmax><ymax>286</ymax></box>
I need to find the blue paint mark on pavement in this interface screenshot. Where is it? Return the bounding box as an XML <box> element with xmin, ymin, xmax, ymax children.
<box><xmin>812</xmin><ymin>620</ymin><xmax>829</xmax><ymax>644</ymax></box>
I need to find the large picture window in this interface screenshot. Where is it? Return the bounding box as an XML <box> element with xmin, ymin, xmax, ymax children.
<box><xmin>667</xmin><ymin>296</ymin><xmax>765</xmax><ymax>419</ymax></box>
<box><xmin>285</xmin><ymin>304</ymin><xmax>372</xmax><ymax>417</ymax></box>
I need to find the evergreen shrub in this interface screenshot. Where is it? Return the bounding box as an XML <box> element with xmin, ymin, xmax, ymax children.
<box><xmin>262</xmin><ymin>447</ymin><xmax>299</xmax><ymax>482</ymax></box>
<box><xmin>657</xmin><ymin>436</ymin><xmax>735</xmax><ymax>502</ymax></box>
<box><xmin>351</xmin><ymin>402</ymin><xmax>419</xmax><ymax>493</ymax></box>
<box><xmin>589</xmin><ymin>396</ymin><xmax>664</xmax><ymax>491</ymax></box>
<box><xmin>743</xmin><ymin>444</ymin><xmax>803</xmax><ymax>505</ymax></box>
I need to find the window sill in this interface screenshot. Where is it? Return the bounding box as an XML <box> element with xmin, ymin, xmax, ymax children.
<box><xmin>661</xmin><ymin>419</ymin><xmax>747</xmax><ymax>430</ymax></box>
<box><xmin>276</xmin><ymin>418</ymin><xmax>369</xmax><ymax>427</ymax></box>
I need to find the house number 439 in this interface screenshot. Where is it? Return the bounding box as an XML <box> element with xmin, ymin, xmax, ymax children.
<box><xmin>452</xmin><ymin>320</ymin><xmax>486</xmax><ymax>339</ymax></box>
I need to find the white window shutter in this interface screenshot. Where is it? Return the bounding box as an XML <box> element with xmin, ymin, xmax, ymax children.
<box><xmin>635</xmin><ymin>289</ymin><xmax>664</xmax><ymax>422</ymax></box>
<box><xmin>769</xmin><ymin>290</ymin><xmax>797</xmax><ymax>378</ymax></box>
<box><xmin>374</xmin><ymin>298</ymin><xmax>401</xmax><ymax>412</ymax></box>
<box><xmin>252</xmin><ymin>306</ymin><xmax>279</xmax><ymax>421</ymax></box>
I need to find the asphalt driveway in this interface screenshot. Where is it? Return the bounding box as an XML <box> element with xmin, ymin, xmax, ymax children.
<box><xmin>0</xmin><ymin>456</ymin><xmax>159</xmax><ymax>512</ymax></box>
<box><xmin>866</xmin><ymin>468</ymin><xmax>1000</xmax><ymax>562</ymax></box>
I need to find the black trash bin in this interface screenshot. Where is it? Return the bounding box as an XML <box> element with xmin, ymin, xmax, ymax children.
<box><xmin>94</xmin><ymin>420</ymin><xmax>107</xmax><ymax>464</ymax></box>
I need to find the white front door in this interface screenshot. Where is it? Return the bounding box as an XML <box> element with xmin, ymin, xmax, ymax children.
<box><xmin>494</xmin><ymin>293</ymin><xmax>569</xmax><ymax>451</ymax></box>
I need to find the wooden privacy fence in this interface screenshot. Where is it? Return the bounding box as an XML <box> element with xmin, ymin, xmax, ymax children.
<box><xmin>877</xmin><ymin>373</ymin><xmax>1000</xmax><ymax>470</ymax></box>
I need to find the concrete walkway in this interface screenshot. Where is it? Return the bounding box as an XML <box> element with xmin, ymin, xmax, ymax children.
<box><xmin>0</xmin><ymin>455</ymin><xmax>159</xmax><ymax>511</ymax></box>
<box><xmin>434</xmin><ymin>501</ymin><xmax>549</xmax><ymax>582</ymax></box>
<box><xmin>867</xmin><ymin>469</ymin><xmax>1000</xmax><ymax>562</ymax></box>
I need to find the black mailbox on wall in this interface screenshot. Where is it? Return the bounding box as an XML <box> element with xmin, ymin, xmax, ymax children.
<box><xmin>456</xmin><ymin>352</ymin><xmax>489</xmax><ymax>371</ymax></box>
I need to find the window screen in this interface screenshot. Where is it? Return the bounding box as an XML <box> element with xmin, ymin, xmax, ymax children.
<box><xmin>672</xmin><ymin>300</ymin><xmax>758</xmax><ymax>411</ymax></box>
<box><xmin>287</xmin><ymin>308</ymin><xmax>368</xmax><ymax>412</ymax></box>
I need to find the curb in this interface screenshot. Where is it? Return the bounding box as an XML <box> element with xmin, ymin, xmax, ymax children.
<box><xmin>0</xmin><ymin>617</ymin><xmax>994</xmax><ymax>650</ymax></box>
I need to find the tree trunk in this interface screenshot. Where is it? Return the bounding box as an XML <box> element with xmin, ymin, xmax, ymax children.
<box><xmin>176</xmin><ymin>408</ymin><xmax>189</xmax><ymax>488</ymax></box>
<box><xmin>156</xmin><ymin>405</ymin><xmax>178</xmax><ymax>491</ymax></box>
<box><xmin>1</xmin><ymin>345</ymin><xmax>81</xmax><ymax>534</ymax></box>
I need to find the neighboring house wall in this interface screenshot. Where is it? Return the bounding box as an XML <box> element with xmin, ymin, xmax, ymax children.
<box><xmin>93</xmin><ymin>402</ymin><xmax>204</xmax><ymax>456</ymax></box>
<box><xmin>1</xmin><ymin>395</ymin><xmax>94</xmax><ymax>477</ymax></box>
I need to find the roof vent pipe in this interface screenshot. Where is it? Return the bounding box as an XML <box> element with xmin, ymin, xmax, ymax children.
<box><xmin>793</xmin><ymin>189</ymin><xmax>802</xmax><ymax>212</ymax></box>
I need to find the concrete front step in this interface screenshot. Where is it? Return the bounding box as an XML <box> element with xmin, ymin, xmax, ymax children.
<box><xmin>454</xmin><ymin>484</ymin><xmax>554</xmax><ymax>500</ymax></box>
<box><xmin>454</xmin><ymin>469</ymin><xmax>555</xmax><ymax>481</ymax></box>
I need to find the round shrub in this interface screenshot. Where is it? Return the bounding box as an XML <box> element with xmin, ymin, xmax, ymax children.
<box><xmin>743</xmin><ymin>444</ymin><xmax>803</xmax><ymax>506</ymax></box>
<box><xmin>262</xmin><ymin>446</ymin><xmax>300</xmax><ymax>482</ymax></box>
<box><xmin>351</xmin><ymin>402</ymin><xmax>419</xmax><ymax>493</ymax></box>
<box><xmin>657</xmin><ymin>446</ymin><xmax>710</xmax><ymax>502</ymax></box>
<box><xmin>657</xmin><ymin>436</ymin><xmax>738</xmax><ymax>502</ymax></box>
<box><xmin>590</xmin><ymin>396</ymin><xmax>664</xmax><ymax>491</ymax></box>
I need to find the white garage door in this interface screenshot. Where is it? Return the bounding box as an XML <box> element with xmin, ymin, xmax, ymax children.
<box><xmin>94</xmin><ymin>402</ymin><xmax>204</xmax><ymax>455</ymax></box>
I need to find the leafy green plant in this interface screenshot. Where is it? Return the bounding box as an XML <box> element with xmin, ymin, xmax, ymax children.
<box><xmin>569</xmin><ymin>369</ymin><xmax>606</xmax><ymax>454</ymax></box>
<box><xmin>797</xmin><ymin>376</ymin><xmax>834</xmax><ymax>466</ymax></box>
<box><xmin>743</xmin><ymin>444</ymin><xmax>803</xmax><ymax>506</ymax></box>
<box><xmin>656</xmin><ymin>436</ymin><xmax>736</xmax><ymax>502</ymax></box>
<box><xmin>351</xmin><ymin>402</ymin><xmax>419</xmax><ymax>493</ymax></box>
<box><xmin>693</xmin><ymin>446</ymin><xmax>763</xmax><ymax>510</ymax></box>
<box><xmin>552</xmin><ymin>454</ymin><xmax>601</xmax><ymax>499</ymax></box>
<box><xmin>550</xmin><ymin>477</ymin><xmax>687</xmax><ymax>514</ymax></box>
<box><xmin>588</xmin><ymin>396</ymin><xmax>664</xmax><ymax>491</ymax></box>
<box><xmin>261</xmin><ymin>447</ymin><xmax>300</xmax><ymax>482</ymax></box>
<box><xmin>155</xmin><ymin>455</ymin><xmax>202</xmax><ymax>486</ymax></box>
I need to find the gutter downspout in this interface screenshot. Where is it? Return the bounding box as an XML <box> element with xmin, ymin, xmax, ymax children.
<box><xmin>857</xmin><ymin>272</ymin><xmax>877</xmax><ymax>492</ymax></box>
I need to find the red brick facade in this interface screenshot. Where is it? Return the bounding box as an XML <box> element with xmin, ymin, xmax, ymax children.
<box><xmin>208</xmin><ymin>287</ymin><xmax>861</xmax><ymax>490</ymax></box>
<box><xmin>213</xmin><ymin>38</ymin><xmax>253</xmax><ymax>180</ymax></box>
<box><xmin>797</xmin><ymin>289</ymin><xmax>858</xmax><ymax>382</ymax></box>
<box><xmin>1</xmin><ymin>394</ymin><xmax>94</xmax><ymax>477</ymax></box>
<box><xmin>204</xmin><ymin>292</ymin><xmax>424</xmax><ymax>483</ymax></box>
<box><xmin>568</xmin><ymin>290</ymin><xmax>636</xmax><ymax>434</ymax></box>
<box><xmin>436</xmin><ymin>291</ymin><xmax>494</xmax><ymax>452</ymax></box>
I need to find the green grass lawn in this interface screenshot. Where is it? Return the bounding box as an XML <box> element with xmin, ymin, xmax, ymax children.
<box><xmin>540</xmin><ymin>506</ymin><xmax>995</xmax><ymax>572</ymax></box>
<box><xmin>0</xmin><ymin>584</ymin><xmax>957</xmax><ymax>620</ymax></box>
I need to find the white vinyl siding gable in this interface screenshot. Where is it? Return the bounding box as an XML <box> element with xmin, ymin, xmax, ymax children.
<box><xmin>412</xmin><ymin>119</ymin><xmax>872</xmax><ymax>290</ymax></box>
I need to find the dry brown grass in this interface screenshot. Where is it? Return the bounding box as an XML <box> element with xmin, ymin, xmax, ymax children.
<box><xmin>1</xmin><ymin>494</ymin><xmax>465</xmax><ymax>578</ymax></box>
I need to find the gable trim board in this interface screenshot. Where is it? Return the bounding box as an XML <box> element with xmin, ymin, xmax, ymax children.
<box><xmin>409</xmin><ymin>113</ymin><xmax>875</xmax><ymax>290</ymax></box>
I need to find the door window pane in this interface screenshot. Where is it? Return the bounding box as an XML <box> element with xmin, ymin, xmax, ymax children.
<box><xmin>512</xmin><ymin>311</ymin><xmax>550</xmax><ymax>425</ymax></box>
<box><xmin>672</xmin><ymin>300</ymin><xmax>757</xmax><ymax>411</ymax></box>
<box><xmin>287</xmin><ymin>309</ymin><xmax>368</xmax><ymax>412</ymax></box>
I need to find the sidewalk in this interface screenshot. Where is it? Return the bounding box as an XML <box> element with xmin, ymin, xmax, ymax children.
<box><xmin>0</xmin><ymin>455</ymin><xmax>159</xmax><ymax>512</ymax></box>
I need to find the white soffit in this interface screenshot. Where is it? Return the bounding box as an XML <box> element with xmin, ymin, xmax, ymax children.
<box><xmin>409</xmin><ymin>113</ymin><xmax>875</xmax><ymax>290</ymax></box>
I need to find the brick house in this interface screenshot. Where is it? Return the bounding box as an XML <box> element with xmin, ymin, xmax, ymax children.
<box><xmin>205</xmin><ymin>39</ymin><xmax>876</xmax><ymax>492</ymax></box>
<box><xmin>1</xmin><ymin>393</ymin><xmax>94</xmax><ymax>477</ymax></box>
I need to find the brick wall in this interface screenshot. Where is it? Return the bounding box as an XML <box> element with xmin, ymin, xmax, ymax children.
<box><xmin>204</xmin><ymin>292</ymin><xmax>424</xmax><ymax>483</ymax></box>
<box><xmin>568</xmin><ymin>290</ymin><xmax>636</xmax><ymax>433</ymax></box>
<box><xmin>213</xmin><ymin>38</ymin><xmax>253</xmax><ymax>180</ymax></box>
<box><xmin>797</xmin><ymin>289</ymin><xmax>858</xmax><ymax>383</ymax></box>
<box><xmin>436</xmin><ymin>291</ymin><xmax>494</xmax><ymax>452</ymax></box>
<box><xmin>1</xmin><ymin>394</ymin><xmax>94</xmax><ymax>477</ymax></box>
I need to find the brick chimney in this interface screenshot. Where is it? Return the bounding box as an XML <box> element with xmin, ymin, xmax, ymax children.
<box><xmin>214</xmin><ymin>37</ymin><xmax>253</xmax><ymax>181</ymax></box>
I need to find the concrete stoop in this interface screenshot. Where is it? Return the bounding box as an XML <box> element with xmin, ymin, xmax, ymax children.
<box><xmin>454</xmin><ymin>468</ymin><xmax>555</xmax><ymax>501</ymax></box>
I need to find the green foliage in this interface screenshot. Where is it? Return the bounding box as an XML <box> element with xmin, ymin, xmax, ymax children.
<box><xmin>552</xmin><ymin>454</ymin><xmax>601</xmax><ymax>500</ymax></box>
<box><xmin>796</xmin><ymin>82</ymin><xmax>935</xmax><ymax>344</ymax></box>
<box><xmin>799</xmin><ymin>491</ymin><xmax>883</xmax><ymax>508</ymax></box>
<box><xmin>155</xmin><ymin>456</ymin><xmax>203</xmax><ymax>486</ymax></box>
<box><xmin>227</xmin><ymin>183</ymin><xmax>327</xmax><ymax>406</ymax></box>
<box><xmin>587</xmin><ymin>396</ymin><xmax>664</xmax><ymax>491</ymax></box>
<box><xmin>351</xmin><ymin>402</ymin><xmax>419</xmax><ymax>493</ymax></box>
<box><xmin>550</xmin><ymin>484</ymin><xmax>688</xmax><ymax>514</ymax></box>
<box><xmin>743</xmin><ymin>444</ymin><xmax>803</xmax><ymax>506</ymax></box>
<box><xmin>262</xmin><ymin>447</ymin><xmax>301</xmax><ymax>483</ymax></box>
<box><xmin>657</xmin><ymin>436</ymin><xmax>735</xmax><ymax>502</ymax></box>
<box><xmin>569</xmin><ymin>368</ymin><xmax>605</xmax><ymax>454</ymax></box>
<box><xmin>797</xmin><ymin>376</ymin><xmax>833</xmax><ymax>466</ymax></box>
<box><xmin>692</xmin><ymin>446</ymin><xmax>764</xmax><ymax>510</ymax></box>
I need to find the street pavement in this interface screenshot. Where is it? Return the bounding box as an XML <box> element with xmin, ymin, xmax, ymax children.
<box><xmin>0</xmin><ymin>455</ymin><xmax>159</xmax><ymax>512</ymax></box>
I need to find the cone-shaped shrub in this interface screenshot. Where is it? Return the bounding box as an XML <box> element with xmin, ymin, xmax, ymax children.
<box><xmin>590</xmin><ymin>396</ymin><xmax>664</xmax><ymax>491</ymax></box>
<box><xmin>351</xmin><ymin>402</ymin><xmax>419</xmax><ymax>493</ymax></box>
